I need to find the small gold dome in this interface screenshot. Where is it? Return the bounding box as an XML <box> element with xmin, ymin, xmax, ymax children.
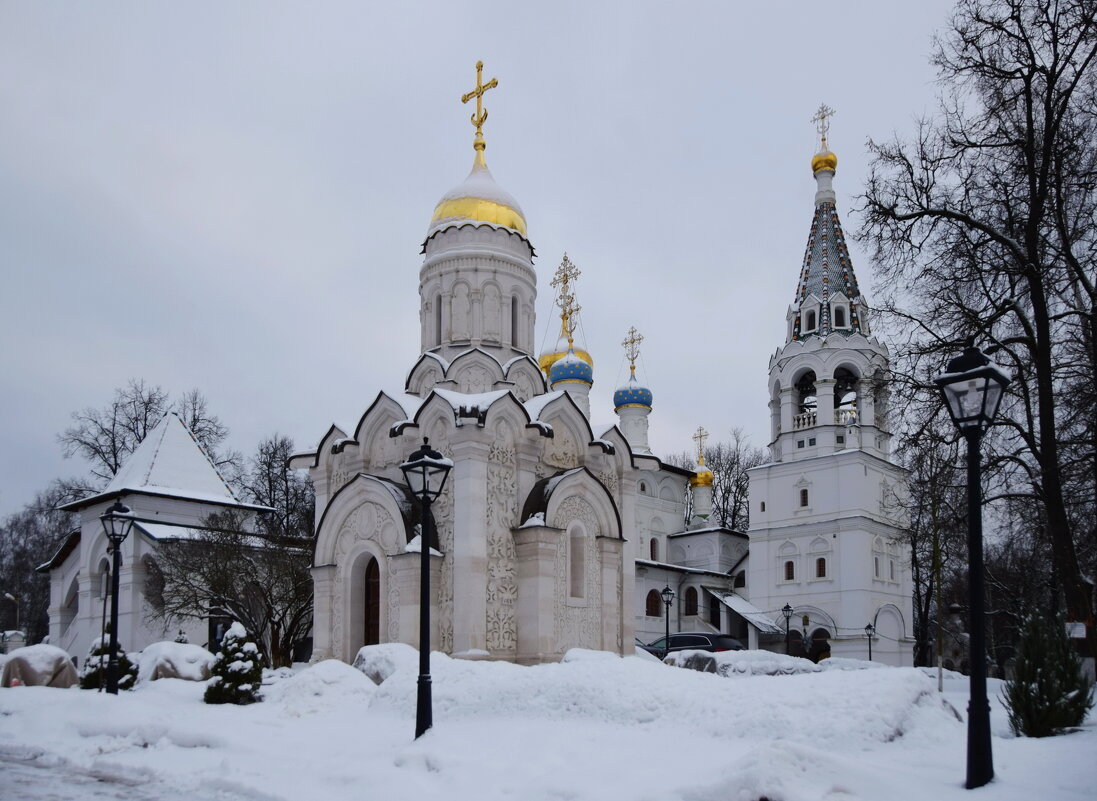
<box><xmin>429</xmin><ymin>153</ymin><xmax>527</xmax><ymax>236</ymax></box>
<box><xmin>689</xmin><ymin>466</ymin><xmax>714</xmax><ymax>488</ymax></box>
<box><xmin>539</xmin><ymin>344</ymin><xmax>594</xmax><ymax>375</ymax></box>
<box><xmin>812</xmin><ymin>149</ymin><xmax>838</xmax><ymax>174</ymax></box>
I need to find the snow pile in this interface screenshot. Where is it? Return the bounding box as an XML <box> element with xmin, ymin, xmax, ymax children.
<box><xmin>263</xmin><ymin>659</ymin><xmax>376</xmax><ymax>716</ymax></box>
<box><xmin>0</xmin><ymin>650</ymin><xmax>1093</xmax><ymax>801</ymax></box>
<box><xmin>136</xmin><ymin>641</ymin><xmax>215</xmax><ymax>682</ymax></box>
<box><xmin>352</xmin><ymin>642</ymin><xmax>420</xmax><ymax>684</ymax></box>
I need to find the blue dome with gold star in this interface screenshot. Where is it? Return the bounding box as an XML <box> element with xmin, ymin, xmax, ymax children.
<box><xmin>549</xmin><ymin>349</ymin><xmax>594</xmax><ymax>386</ymax></box>
<box><xmin>613</xmin><ymin>375</ymin><xmax>653</xmax><ymax>410</ymax></box>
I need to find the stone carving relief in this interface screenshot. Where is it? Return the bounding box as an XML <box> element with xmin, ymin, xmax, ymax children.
<box><xmin>552</xmin><ymin>496</ymin><xmax>602</xmax><ymax>651</ymax></box>
<box><xmin>485</xmin><ymin>438</ymin><xmax>518</xmax><ymax>653</ymax></box>
<box><xmin>599</xmin><ymin>471</ymin><xmax>619</xmax><ymax>503</ymax></box>
<box><xmin>428</xmin><ymin>430</ymin><xmax>455</xmax><ymax>653</ymax></box>
<box><xmin>331</xmin><ymin>501</ymin><xmax>400</xmax><ymax>661</ymax></box>
<box><xmin>513</xmin><ymin>373</ymin><xmax>535</xmax><ymax>403</ymax></box>
<box><xmin>543</xmin><ymin>431</ymin><xmax>580</xmax><ymax>470</ymax></box>
<box><xmin>461</xmin><ymin>365</ymin><xmax>491</xmax><ymax>395</ymax></box>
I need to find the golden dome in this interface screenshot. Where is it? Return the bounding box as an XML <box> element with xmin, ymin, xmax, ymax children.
<box><xmin>690</xmin><ymin>466</ymin><xmax>714</xmax><ymax>488</ymax></box>
<box><xmin>429</xmin><ymin>152</ymin><xmax>528</xmax><ymax>236</ymax></box>
<box><xmin>811</xmin><ymin>149</ymin><xmax>838</xmax><ymax>174</ymax></box>
<box><xmin>539</xmin><ymin>341</ymin><xmax>594</xmax><ymax>375</ymax></box>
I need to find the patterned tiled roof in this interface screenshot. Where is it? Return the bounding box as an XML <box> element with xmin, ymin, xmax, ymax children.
<box><xmin>791</xmin><ymin>201</ymin><xmax>864</xmax><ymax>340</ymax></box>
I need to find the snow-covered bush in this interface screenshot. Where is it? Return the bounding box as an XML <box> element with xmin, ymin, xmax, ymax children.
<box><xmin>204</xmin><ymin>622</ymin><xmax>264</xmax><ymax>705</ymax></box>
<box><xmin>79</xmin><ymin>630</ymin><xmax>137</xmax><ymax>690</ymax></box>
<box><xmin>1003</xmin><ymin>613</ymin><xmax>1094</xmax><ymax>737</ymax></box>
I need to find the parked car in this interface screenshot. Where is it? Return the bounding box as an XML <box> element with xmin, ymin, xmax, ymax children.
<box><xmin>641</xmin><ymin>632</ymin><xmax>744</xmax><ymax>659</ymax></box>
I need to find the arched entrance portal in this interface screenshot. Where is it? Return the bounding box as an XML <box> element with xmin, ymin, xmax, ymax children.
<box><xmin>364</xmin><ymin>557</ymin><xmax>380</xmax><ymax>646</ymax></box>
<box><xmin>807</xmin><ymin>627</ymin><xmax>831</xmax><ymax>663</ymax></box>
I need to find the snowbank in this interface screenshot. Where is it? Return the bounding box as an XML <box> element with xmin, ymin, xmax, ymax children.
<box><xmin>136</xmin><ymin>641</ymin><xmax>215</xmax><ymax>682</ymax></box>
<box><xmin>0</xmin><ymin>650</ymin><xmax>1092</xmax><ymax>801</ymax></box>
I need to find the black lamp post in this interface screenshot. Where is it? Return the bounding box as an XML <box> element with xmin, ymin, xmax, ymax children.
<box><xmin>660</xmin><ymin>585</ymin><xmax>675</xmax><ymax>658</ymax></box>
<box><xmin>400</xmin><ymin>438</ymin><xmax>452</xmax><ymax>740</ymax></box>
<box><xmin>865</xmin><ymin>623</ymin><xmax>875</xmax><ymax>661</ymax></box>
<box><xmin>934</xmin><ymin>343</ymin><xmax>1010</xmax><ymax>790</ymax></box>
<box><xmin>99</xmin><ymin>500</ymin><xmax>134</xmax><ymax>695</ymax></box>
<box><xmin>782</xmin><ymin>603</ymin><xmax>793</xmax><ymax>655</ymax></box>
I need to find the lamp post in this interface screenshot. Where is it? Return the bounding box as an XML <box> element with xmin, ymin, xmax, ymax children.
<box><xmin>934</xmin><ymin>343</ymin><xmax>1010</xmax><ymax>790</ymax></box>
<box><xmin>400</xmin><ymin>438</ymin><xmax>453</xmax><ymax>740</ymax></box>
<box><xmin>782</xmin><ymin>603</ymin><xmax>793</xmax><ymax>655</ymax></box>
<box><xmin>660</xmin><ymin>585</ymin><xmax>675</xmax><ymax>658</ymax></box>
<box><xmin>99</xmin><ymin>500</ymin><xmax>134</xmax><ymax>695</ymax></box>
<box><xmin>865</xmin><ymin>623</ymin><xmax>875</xmax><ymax>661</ymax></box>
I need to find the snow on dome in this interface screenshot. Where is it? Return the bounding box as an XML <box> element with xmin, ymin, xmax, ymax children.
<box><xmin>613</xmin><ymin>375</ymin><xmax>653</xmax><ymax>410</ymax></box>
<box><xmin>428</xmin><ymin>156</ymin><xmax>527</xmax><ymax>236</ymax></box>
<box><xmin>549</xmin><ymin>349</ymin><xmax>594</xmax><ymax>386</ymax></box>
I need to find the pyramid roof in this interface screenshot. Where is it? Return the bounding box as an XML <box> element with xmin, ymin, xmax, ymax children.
<box><xmin>61</xmin><ymin>413</ymin><xmax>266</xmax><ymax>511</ymax></box>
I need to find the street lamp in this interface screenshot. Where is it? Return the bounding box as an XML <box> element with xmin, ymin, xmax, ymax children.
<box><xmin>400</xmin><ymin>437</ymin><xmax>453</xmax><ymax>740</ymax></box>
<box><xmin>934</xmin><ymin>343</ymin><xmax>1010</xmax><ymax>790</ymax></box>
<box><xmin>660</xmin><ymin>585</ymin><xmax>675</xmax><ymax>658</ymax></box>
<box><xmin>865</xmin><ymin>623</ymin><xmax>875</xmax><ymax>661</ymax></box>
<box><xmin>99</xmin><ymin>500</ymin><xmax>134</xmax><ymax>695</ymax></box>
<box><xmin>782</xmin><ymin>603</ymin><xmax>793</xmax><ymax>655</ymax></box>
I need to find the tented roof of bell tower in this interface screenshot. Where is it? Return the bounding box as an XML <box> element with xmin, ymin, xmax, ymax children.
<box><xmin>790</xmin><ymin>142</ymin><xmax>866</xmax><ymax>342</ymax></box>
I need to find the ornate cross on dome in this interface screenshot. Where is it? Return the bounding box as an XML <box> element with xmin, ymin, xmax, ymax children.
<box><xmin>622</xmin><ymin>326</ymin><xmax>643</xmax><ymax>377</ymax></box>
<box><xmin>551</xmin><ymin>253</ymin><xmax>581</xmax><ymax>291</ymax></box>
<box><xmin>462</xmin><ymin>60</ymin><xmax>499</xmax><ymax>152</ymax></box>
<box><xmin>692</xmin><ymin>426</ymin><xmax>709</xmax><ymax>465</ymax></box>
<box><xmin>811</xmin><ymin>103</ymin><xmax>836</xmax><ymax>150</ymax></box>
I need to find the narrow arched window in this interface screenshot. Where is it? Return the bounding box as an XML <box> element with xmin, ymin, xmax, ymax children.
<box><xmin>511</xmin><ymin>296</ymin><xmax>519</xmax><ymax>346</ymax></box>
<box><xmin>435</xmin><ymin>294</ymin><xmax>443</xmax><ymax>347</ymax></box>
<box><xmin>649</xmin><ymin>537</ymin><xmax>659</xmax><ymax>561</ymax></box>
<box><xmin>708</xmin><ymin>594</ymin><xmax>721</xmax><ymax>627</ymax></box>
<box><xmin>684</xmin><ymin>587</ymin><xmax>698</xmax><ymax>616</ymax></box>
<box><xmin>815</xmin><ymin>557</ymin><xmax>827</xmax><ymax>578</ymax></box>
<box><xmin>806</xmin><ymin>310</ymin><xmax>817</xmax><ymax>331</ymax></box>
<box><xmin>784</xmin><ymin>560</ymin><xmax>795</xmax><ymax>581</ymax></box>
<box><xmin>834</xmin><ymin>306</ymin><xmax>846</xmax><ymax>327</ymax></box>
<box><xmin>800</xmin><ymin>488</ymin><xmax>809</xmax><ymax>507</ymax></box>
<box><xmin>874</xmin><ymin>555</ymin><xmax>881</xmax><ymax>578</ymax></box>
<box><xmin>645</xmin><ymin>589</ymin><xmax>662</xmax><ymax>617</ymax></box>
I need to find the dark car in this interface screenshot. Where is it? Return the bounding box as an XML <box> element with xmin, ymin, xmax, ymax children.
<box><xmin>641</xmin><ymin>632</ymin><xmax>744</xmax><ymax>659</ymax></box>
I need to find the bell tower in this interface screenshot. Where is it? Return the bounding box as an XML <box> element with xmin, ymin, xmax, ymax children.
<box><xmin>746</xmin><ymin>108</ymin><xmax>913</xmax><ymax>666</ymax></box>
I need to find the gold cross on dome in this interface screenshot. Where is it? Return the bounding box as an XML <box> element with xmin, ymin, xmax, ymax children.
<box><xmin>551</xmin><ymin>253</ymin><xmax>581</xmax><ymax>291</ymax></box>
<box><xmin>811</xmin><ymin>103</ymin><xmax>836</xmax><ymax>150</ymax></box>
<box><xmin>462</xmin><ymin>60</ymin><xmax>499</xmax><ymax>150</ymax></box>
<box><xmin>622</xmin><ymin>326</ymin><xmax>643</xmax><ymax>376</ymax></box>
<box><xmin>692</xmin><ymin>426</ymin><xmax>709</xmax><ymax>464</ymax></box>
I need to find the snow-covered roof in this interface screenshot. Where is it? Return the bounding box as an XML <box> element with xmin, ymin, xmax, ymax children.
<box><xmin>61</xmin><ymin>413</ymin><xmax>266</xmax><ymax>512</ymax></box>
<box><xmin>705</xmin><ymin>588</ymin><xmax>784</xmax><ymax>634</ymax></box>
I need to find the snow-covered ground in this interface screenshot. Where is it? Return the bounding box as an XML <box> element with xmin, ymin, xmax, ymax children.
<box><xmin>1</xmin><ymin>646</ymin><xmax>1093</xmax><ymax>801</ymax></box>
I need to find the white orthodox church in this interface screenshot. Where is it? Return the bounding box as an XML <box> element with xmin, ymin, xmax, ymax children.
<box><xmin>42</xmin><ymin>67</ymin><xmax>913</xmax><ymax>667</ymax></box>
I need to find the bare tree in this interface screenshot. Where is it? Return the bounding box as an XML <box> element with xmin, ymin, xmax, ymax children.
<box><xmin>148</xmin><ymin>435</ymin><xmax>315</xmax><ymax>666</ymax></box>
<box><xmin>58</xmin><ymin>380</ymin><xmax>236</xmax><ymax>490</ymax></box>
<box><xmin>150</xmin><ymin>509</ymin><xmax>312</xmax><ymax>667</ymax></box>
<box><xmin>860</xmin><ymin>0</ymin><xmax>1097</xmax><ymax>656</ymax></box>
<box><xmin>0</xmin><ymin>485</ymin><xmax>77</xmax><ymax>643</ymax></box>
<box><xmin>666</xmin><ymin>428</ymin><xmax>767</xmax><ymax>530</ymax></box>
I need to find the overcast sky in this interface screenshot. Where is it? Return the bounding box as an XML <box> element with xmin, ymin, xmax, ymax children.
<box><xmin>0</xmin><ymin>1</ymin><xmax>957</xmax><ymax>516</ymax></box>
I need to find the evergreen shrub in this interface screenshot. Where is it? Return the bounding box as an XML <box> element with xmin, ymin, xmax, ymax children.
<box><xmin>204</xmin><ymin>621</ymin><xmax>263</xmax><ymax>705</ymax></box>
<box><xmin>1002</xmin><ymin>613</ymin><xmax>1094</xmax><ymax>737</ymax></box>
<box><xmin>79</xmin><ymin>627</ymin><xmax>138</xmax><ymax>690</ymax></box>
